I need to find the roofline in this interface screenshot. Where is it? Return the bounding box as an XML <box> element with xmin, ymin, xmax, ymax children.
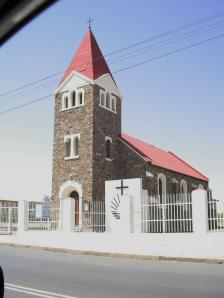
<box><xmin>168</xmin><ymin>151</ymin><xmax>209</xmax><ymax>181</ymax></box>
<box><xmin>120</xmin><ymin>135</ymin><xmax>208</xmax><ymax>182</ymax></box>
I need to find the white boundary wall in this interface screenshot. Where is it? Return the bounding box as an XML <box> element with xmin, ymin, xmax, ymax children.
<box><xmin>0</xmin><ymin>231</ymin><xmax>224</xmax><ymax>260</ymax></box>
<box><xmin>0</xmin><ymin>189</ymin><xmax>224</xmax><ymax>260</ymax></box>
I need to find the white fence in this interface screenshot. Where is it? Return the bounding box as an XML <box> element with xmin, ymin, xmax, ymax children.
<box><xmin>141</xmin><ymin>193</ymin><xmax>193</xmax><ymax>233</ymax></box>
<box><xmin>208</xmin><ymin>193</ymin><xmax>224</xmax><ymax>232</ymax></box>
<box><xmin>26</xmin><ymin>202</ymin><xmax>60</xmax><ymax>231</ymax></box>
<box><xmin>74</xmin><ymin>200</ymin><xmax>106</xmax><ymax>233</ymax></box>
<box><xmin>0</xmin><ymin>202</ymin><xmax>18</xmax><ymax>234</ymax></box>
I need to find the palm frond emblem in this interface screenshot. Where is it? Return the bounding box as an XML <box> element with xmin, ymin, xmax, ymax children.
<box><xmin>110</xmin><ymin>194</ymin><xmax>120</xmax><ymax>219</ymax></box>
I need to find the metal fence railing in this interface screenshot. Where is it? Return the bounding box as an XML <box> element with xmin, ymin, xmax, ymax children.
<box><xmin>141</xmin><ymin>193</ymin><xmax>193</xmax><ymax>233</ymax></box>
<box><xmin>74</xmin><ymin>200</ymin><xmax>106</xmax><ymax>233</ymax></box>
<box><xmin>26</xmin><ymin>202</ymin><xmax>60</xmax><ymax>231</ymax></box>
<box><xmin>0</xmin><ymin>202</ymin><xmax>18</xmax><ymax>234</ymax></box>
<box><xmin>208</xmin><ymin>192</ymin><xmax>224</xmax><ymax>232</ymax></box>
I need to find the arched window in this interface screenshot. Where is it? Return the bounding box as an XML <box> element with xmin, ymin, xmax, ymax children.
<box><xmin>106</xmin><ymin>93</ymin><xmax>110</xmax><ymax>109</ymax></box>
<box><xmin>100</xmin><ymin>93</ymin><xmax>105</xmax><ymax>106</ymax></box>
<box><xmin>64</xmin><ymin>96</ymin><xmax>69</xmax><ymax>109</ymax></box>
<box><xmin>74</xmin><ymin>137</ymin><xmax>79</xmax><ymax>156</ymax></box>
<box><xmin>180</xmin><ymin>179</ymin><xmax>187</xmax><ymax>194</ymax></box>
<box><xmin>105</xmin><ymin>137</ymin><xmax>112</xmax><ymax>159</ymax></box>
<box><xmin>158</xmin><ymin>174</ymin><xmax>166</xmax><ymax>204</ymax></box>
<box><xmin>65</xmin><ymin>138</ymin><xmax>71</xmax><ymax>157</ymax></box>
<box><xmin>78</xmin><ymin>92</ymin><xmax>83</xmax><ymax>105</ymax></box>
<box><xmin>71</xmin><ymin>91</ymin><xmax>76</xmax><ymax>107</ymax></box>
<box><xmin>111</xmin><ymin>97</ymin><xmax>116</xmax><ymax>112</ymax></box>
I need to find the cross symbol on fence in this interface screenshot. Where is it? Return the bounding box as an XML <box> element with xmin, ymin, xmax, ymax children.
<box><xmin>116</xmin><ymin>180</ymin><xmax>129</xmax><ymax>196</ymax></box>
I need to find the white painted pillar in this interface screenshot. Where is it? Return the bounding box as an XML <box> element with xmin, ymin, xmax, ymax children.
<box><xmin>192</xmin><ymin>189</ymin><xmax>208</xmax><ymax>234</ymax></box>
<box><xmin>120</xmin><ymin>195</ymin><xmax>133</xmax><ymax>233</ymax></box>
<box><xmin>62</xmin><ymin>198</ymin><xmax>75</xmax><ymax>233</ymax></box>
<box><xmin>18</xmin><ymin>200</ymin><xmax>28</xmax><ymax>233</ymax></box>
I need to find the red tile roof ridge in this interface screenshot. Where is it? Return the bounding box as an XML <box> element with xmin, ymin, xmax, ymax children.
<box><xmin>168</xmin><ymin>151</ymin><xmax>209</xmax><ymax>181</ymax></box>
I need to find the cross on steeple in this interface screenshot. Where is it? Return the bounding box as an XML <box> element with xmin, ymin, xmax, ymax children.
<box><xmin>86</xmin><ymin>17</ymin><xmax>93</xmax><ymax>29</ymax></box>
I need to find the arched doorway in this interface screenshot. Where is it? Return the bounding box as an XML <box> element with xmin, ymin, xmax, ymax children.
<box><xmin>70</xmin><ymin>191</ymin><xmax>79</xmax><ymax>226</ymax></box>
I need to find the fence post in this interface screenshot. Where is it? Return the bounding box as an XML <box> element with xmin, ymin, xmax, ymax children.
<box><xmin>18</xmin><ymin>200</ymin><xmax>28</xmax><ymax>233</ymax></box>
<box><xmin>8</xmin><ymin>207</ymin><xmax>12</xmax><ymax>234</ymax></box>
<box><xmin>62</xmin><ymin>198</ymin><xmax>75</xmax><ymax>233</ymax></box>
<box><xmin>192</xmin><ymin>189</ymin><xmax>208</xmax><ymax>234</ymax></box>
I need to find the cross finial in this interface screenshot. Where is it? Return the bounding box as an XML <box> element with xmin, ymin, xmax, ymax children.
<box><xmin>86</xmin><ymin>17</ymin><xmax>93</xmax><ymax>29</ymax></box>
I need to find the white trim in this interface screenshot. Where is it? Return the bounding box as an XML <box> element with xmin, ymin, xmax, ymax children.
<box><xmin>61</xmin><ymin>88</ymin><xmax>85</xmax><ymax>111</ymax></box>
<box><xmin>172</xmin><ymin>178</ymin><xmax>179</xmax><ymax>184</ymax></box>
<box><xmin>59</xmin><ymin>180</ymin><xmax>83</xmax><ymax>230</ymax></box>
<box><xmin>105</xmin><ymin>136</ymin><xmax>112</xmax><ymax>142</ymax></box>
<box><xmin>99</xmin><ymin>89</ymin><xmax>117</xmax><ymax>114</ymax></box>
<box><xmin>64</xmin><ymin>133</ymin><xmax>80</xmax><ymax>160</ymax></box>
<box><xmin>106</xmin><ymin>158</ymin><xmax>112</xmax><ymax>162</ymax></box>
<box><xmin>157</xmin><ymin>173</ymin><xmax>166</xmax><ymax>197</ymax></box>
<box><xmin>54</xmin><ymin>70</ymin><xmax>93</xmax><ymax>95</ymax></box>
<box><xmin>99</xmin><ymin>104</ymin><xmax>117</xmax><ymax>114</ymax></box>
<box><xmin>61</xmin><ymin>103</ymin><xmax>85</xmax><ymax>112</ymax></box>
<box><xmin>65</xmin><ymin>156</ymin><xmax>79</xmax><ymax>160</ymax></box>
<box><xmin>180</xmin><ymin>179</ymin><xmax>188</xmax><ymax>194</ymax></box>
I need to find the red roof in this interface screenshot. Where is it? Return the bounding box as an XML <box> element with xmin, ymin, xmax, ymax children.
<box><xmin>60</xmin><ymin>29</ymin><xmax>113</xmax><ymax>83</ymax></box>
<box><xmin>121</xmin><ymin>134</ymin><xmax>208</xmax><ymax>181</ymax></box>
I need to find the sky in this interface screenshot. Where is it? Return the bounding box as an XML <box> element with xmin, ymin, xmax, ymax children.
<box><xmin>0</xmin><ymin>0</ymin><xmax>223</xmax><ymax>201</ymax></box>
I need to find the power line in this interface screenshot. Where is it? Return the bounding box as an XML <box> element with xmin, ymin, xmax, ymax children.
<box><xmin>113</xmin><ymin>32</ymin><xmax>224</xmax><ymax>74</ymax></box>
<box><xmin>1</xmin><ymin>10</ymin><xmax>224</xmax><ymax>99</ymax></box>
<box><xmin>1</xmin><ymin>31</ymin><xmax>223</xmax><ymax>116</ymax></box>
<box><xmin>1</xmin><ymin>18</ymin><xmax>224</xmax><ymax>105</ymax></box>
<box><xmin>0</xmin><ymin>95</ymin><xmax>52</xmax><ymax>115</ymax></box>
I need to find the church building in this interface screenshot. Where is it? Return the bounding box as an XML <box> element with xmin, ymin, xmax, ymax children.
<box><xmin>51</xmin><ymin>29</ymin><xmax>208</xmax><ymax>204</ymax></box>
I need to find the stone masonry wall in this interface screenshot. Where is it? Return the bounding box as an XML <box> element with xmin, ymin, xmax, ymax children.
<box><xmin>92</xmin><ymin>85</ymin><xmax>122</xmax><ymax>200</ymax></box>
<box><xmin>51</xmin><ymin>85</ymin><xmax>94</xmax><ymax>201</ymax></box>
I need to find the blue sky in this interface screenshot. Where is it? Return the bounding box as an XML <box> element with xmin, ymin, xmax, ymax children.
<box><xmin>0</xmin><ymin>0</ymin><xmax>223</xmax><ymax>200</ymax></box>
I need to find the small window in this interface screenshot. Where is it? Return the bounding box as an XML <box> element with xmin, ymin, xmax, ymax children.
<box><xmin>71</xmin><ymin>91</ymin><xmax>76</xmax><ymax>106</ymax></box>
<box><xmin>74</xmin><ymin>137</ymin><xmax>79</xmax><ymax>156</ymax></box>
<box><xmin>100</xmin><ymin>93</ymin><xmax>105</xmax><ymax>106</ymax></box>
<box><xmin>65</xmin><ymin>139</ymin><xmax>71</xmax><ymax>157</ymax></box>
<box><xmin>64</xmin><ymin>133</ymin><xmax>80</xmax><ymax>159</ymax></box>
<box><xmin>79</xmin><ymin>92</ymin><xmax>83</xmax><ymax>105</ymax></box>
<box><xmin>106</xmin><ymin>93</ymin><xmax>110</xmax><ymax>109</ymax></box>
<box><xmin>111</xmin><ymin>97</ymin><xmax>116</xmax><ymax>111</ymax></box>
<box><xmin>106</xmin><ymin>139</ymin><xmax>111</xmax><ymax>159</ymax></box>
<box><xmin>64</xmin><ymin>96</ymin><xmax>69</xmax><ymax>109</ymax></box>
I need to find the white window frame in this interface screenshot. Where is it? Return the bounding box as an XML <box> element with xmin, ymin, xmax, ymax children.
<box><xmin>61</xmin><ymin>89</ymin><xmax>85</xmax><ymax>111</ymax></box>
<box><xmin>157</xmin><ymin>173</ymin><xmax>166</xmax><ymax>203</ymax></box>
<box><xmin>99</xmin><ymin>90</ymin><xmax>117</xmax><ymax>114</ymax></box>
<box><xmin>105</xmin><ymin>136</ymin><xmax>112</xmax><ymax>161</ymax></box>
<box><xmin>111</xmin><ymin>97</ymin><xmax>116</xmax><ymax>112</ymax></box>
<box><xmin>180</xmin><ymin>179</ymin><xmax>187</xmax><ymax>194</ymax></box>
<box><xmin>64</xmin><ymin>133</ymin><xmax>80</xmax><ymax>160</ymax></box>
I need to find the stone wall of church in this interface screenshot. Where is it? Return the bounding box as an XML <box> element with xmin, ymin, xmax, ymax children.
<box><xmin>51</xmin><ymin>85</ymin><xmax>95</xmax><ymax>201</ymax></box>
<box><xmin>116</xmin><ymin>140</ymin><xmax>208</xmax><ymax>196</ymax></box>
<box><xmin>92</xmin><ymin>85</ymin><xmax>122</xmax><ymax>200</ymax></box>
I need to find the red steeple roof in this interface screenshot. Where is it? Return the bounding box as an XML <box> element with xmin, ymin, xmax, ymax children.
<box><xmin>60</xmin><ymin>29</ymin><xmax>113</xmax><ymax>83</ymax></box>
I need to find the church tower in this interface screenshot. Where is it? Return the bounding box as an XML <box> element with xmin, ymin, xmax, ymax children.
<box><xmin>52</xmin><ymin>29</ymin><xmax>122</xmax><ymax>202</ymax></box>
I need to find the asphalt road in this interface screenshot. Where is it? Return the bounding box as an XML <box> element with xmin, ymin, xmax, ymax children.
<box><xmin>0</xmin><ymin>245</ymin><xmax>224</xmax><ymax>298</ymax></box>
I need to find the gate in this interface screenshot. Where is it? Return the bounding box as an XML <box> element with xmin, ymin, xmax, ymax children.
<box><xmin>0</xmin><ymin>203</ymin><xmax>18</xmax><ymax>234</ymax></box>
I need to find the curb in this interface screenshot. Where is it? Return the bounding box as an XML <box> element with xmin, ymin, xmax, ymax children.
<box><xmin>0</xmin><ymin>242</ymin><xmax>224</xmax><ymax>265</ymax></box>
